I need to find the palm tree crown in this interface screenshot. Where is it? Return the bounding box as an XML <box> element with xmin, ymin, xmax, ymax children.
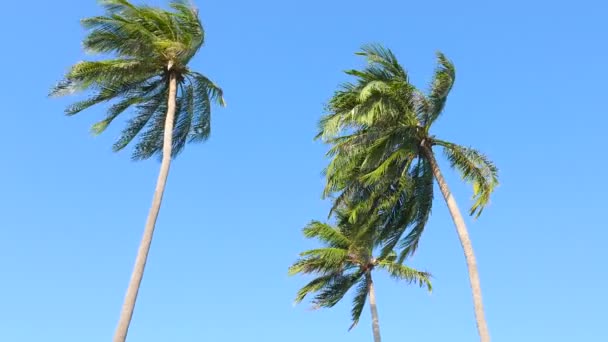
<box><xmin>317</xmin><ymin>44</ymin><xmax>498</xmax><ymax>260</ymax></box>
<box><xmin>289</xmin><ymin>212</ymin><xmax>432</xmax><ymax>330</ymax></box>
<box><xmin>50</xmin><ymin>0</ymin><xmax>224</xmax><ymax>160</ymax></box>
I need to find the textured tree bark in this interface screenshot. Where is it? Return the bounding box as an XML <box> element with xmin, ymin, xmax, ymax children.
<box><xmin>422</xmin><ymin>143</ymin><xmax>491</xmax><ymax>342</ymax></box>
<box><xmin>367</xmin><ymin>273</ymin><xmax>382</xmax><ymax>342</ymax></box>
<box><xmin>113</xmin><ymin>69</ymin><xmax>178</xmax><ymax>342</ymax></box>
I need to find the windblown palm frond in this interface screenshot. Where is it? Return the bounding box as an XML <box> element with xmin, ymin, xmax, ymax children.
<box><xmin>422</xmin><ymin>52</ymin><xmax>456</xmax><ymax>128</ymax></box>
<box><xmin>433</xmin><ymin>139</ymin><xmax>499</xmax><ymax>218</ymax></box>
<box><xmin>376</xmin><ymin>261</ymin><xmax>432</xmax><ymax>291</ymax></box>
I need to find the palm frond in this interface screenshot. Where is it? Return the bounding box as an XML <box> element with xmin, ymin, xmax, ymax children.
<box><xmin>91</xmin><ymin>77</ymin><xmax>166</xmax><ymax>134</ymax></box>
<box><xmin>302</xmin><ymin>221</ymin><xmax>351</xmax><ymax>249</ymax></box>
<box><xmin>356</xmin><ymin>44</ymin><xmax>407</xmax><ymax>81</ymax></box>
<box><xmin>288</xmin><ymin>247</ymin><xmax>349</xmax><ymax>276</ymax></box>
<box><xmin>311</xmin><ymin>271</ymin><xmax>363</xmax><ymax>309</ymax></box>
<box><xmin>377</xmin><ymin>261</ymin><xmax>432</xmax><ymax>291</ymax></box>
<box><xmin>189</xmin><ymin>71</ymin><xmax>225</xmax><ymax>106</ymax></box>
<box><xmin>131</xmin><ymin>99</ymin><xmax>169</xmax><ymax>160</ymax></box>
<box><xmin>434</xmin><ymin>139</ymin><xmax>499</xmax><ymax>218</ymax></box>
<box><xmin>112</xmin><ymin>86</ymin><xmax>168</xmax><ymax>154</ymax></box>
<box><xmin>422</xmin><ymin>52</ymin><xmax>455</xmax><ymax>128</ymax></box>
<box><xmin>171</xmin><ymin>83</ymin><xmax>194</xmax><ymax>156</ymax></box>
<box><xmin>349</xmin><ymin>275</ymin><xmax>369</xmax><ymax>330</ymax></box>
<box><xmin>293</xmin><ymin>273</ymin><xmax>341</xmax><ymax>304</ymax></box>
<box><xmin>397</xmin><ymin>158</ymin><xmax>434</xmax><ymax>261</ymax></box>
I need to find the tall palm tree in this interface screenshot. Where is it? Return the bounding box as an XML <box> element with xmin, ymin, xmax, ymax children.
<box><xmin>289</xmin><ymin>214</ymin><xmax>432</xmax><ymax>342</ymax></box>
<box><xmin>50</xmin><ymin>1</ymin><xmax>224</xmax><ymax>341</ymax></box>
<box><xmin>317</xmin><ymin>44</ymin><xmax>498</xmax><ymax>342</ymax></box>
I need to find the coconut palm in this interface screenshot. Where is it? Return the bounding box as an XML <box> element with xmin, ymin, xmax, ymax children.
<box><xmin>289</xmin><ymin>214</ymin><xmax>432</xmax><ymax>342</ymax></box>
<box><xmin>317</xmin><ymin>44</ymin><xmax>498</xmax><ymax>342</ymax></box>
<box><xmin>49</xmin><ymin>1</ymin><xmax>224</xmax><ymax>341</ymax></box>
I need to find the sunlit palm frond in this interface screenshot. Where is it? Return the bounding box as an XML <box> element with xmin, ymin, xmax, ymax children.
<box><xmin>422</xmin><ymin>52</ymin><xmax>455</xmax><ymax>128</ymax></box>
<box><xmin>377</xmin><ymin>261</ymin><xmax>432</xmax><ymax>291</ymax></box>
<box><xmin>349</xmin><ymin>275</ymin><xmax>370</xmax><ymax>330</ymax></box>
<box><xmin>434</xmin><ymin>139</ymin><xmax>499</xmax><ymax>218</ymax></box>
<box><xmin>302</xmin><ymin>221</ymin><xmax>352</xmax><ymax>249</ymax></box>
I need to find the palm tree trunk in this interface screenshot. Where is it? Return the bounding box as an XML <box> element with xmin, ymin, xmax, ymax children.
<box><xmin>366</xmin><ymin>273</ymin><xmax>382</xmax><ymax>342</ymax></box>
<box><xmin>421</xmin><ymin>143</ymin><xmax>490</xmax><ymax>342</ymax></box>
<box><xmin>113</xmin><ymin>69</ymin><xmax>178</xmax><ymax>342</ymax></box>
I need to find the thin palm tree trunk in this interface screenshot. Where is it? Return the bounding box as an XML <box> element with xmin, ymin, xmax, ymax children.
<box><xmin>366</xmin><ymin>273</ymin><xmax>382</xmax><ymax>342</ymax></box>
<box><xmin>113</xmin><ymin>69</ymin><xmax>178</xmax><ymax>342</ymax></box>
<box><xmin>421</xmin><ymin>144</ymin><xmax>490</xmax><ymax>342</ymax></box>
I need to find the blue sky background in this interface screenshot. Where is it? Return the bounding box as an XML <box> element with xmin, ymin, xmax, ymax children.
<box><xmin>1</xmin><ymin>0</ymin><xmax>607</xmax><ymax>341</ymax></box>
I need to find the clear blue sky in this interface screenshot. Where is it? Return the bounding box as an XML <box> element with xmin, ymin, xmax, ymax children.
<box><xmin>1</xmin><ymin>0</ymin><xmax>606</xmax><ymax>341</ymax></box>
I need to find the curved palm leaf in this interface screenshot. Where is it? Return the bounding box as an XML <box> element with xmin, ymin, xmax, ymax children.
<box><xmin>349</xmin><ymin>275</ymin><xmax>370</xmax><ymax>330</ymax></box>
<box><xmin>434</xmin><ymin>139</ymin><xmax>499</xmax><ymax>218</ymax></box>
<box><xmin>422</xmin><ymin>52</ymin><xmax>455</xmax><ymax>128</ymax></box>
<box><xmin>377</xmin><ymin>260</ymin><xmax>432</xmax><ymax>291</ymax></box>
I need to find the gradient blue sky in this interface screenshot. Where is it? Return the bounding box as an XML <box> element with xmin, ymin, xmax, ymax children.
<box><xmin>1</xmin><ymin>0</ymin><xmax>607</xmax><ymax>341</ymax></box>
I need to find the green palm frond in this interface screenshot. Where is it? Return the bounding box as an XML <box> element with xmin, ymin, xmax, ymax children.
<box><xmin>378</xmin><ymin>250</ymin><xmax>398</xmax><ymax>263</ymax></box>
<box><xmin>190</xmin><ymin>71</ymin><xmax>225</xmax><ymax>106</ymax></box>
<box><xmin>397</xmin><ymin>158</ymin><xmax>434</xmax><ymax>262</ymax></box>
<box><xmin>349</xmin><ymin>276</ymin><xmax>370</xmax><ymax>330</ymax></box>
<box><xmin>299</xmin><ymin>248</ymin><xmax>350</xmax><ymax>264</ymax></box>
<box><xmin>311</xmin><ymin>271</ymin><xmax>363</xmax><ymax>309</ymax></box>
<box><xmin>377</xmin><ymin>261</ymin><xmax>432</xmax><ymax>291</ymax></box>
<box><xmin>288</xmin><ymin>247</ymin><xmax>350</xmax><ymax>276</ymax></box>
<box><xmin>171</xmin><ymin>83</ymin><xmax>195</xmax><ymax>156</ymax></box>
<box><xmin>434</xmin><ymin>139</ymin><xmax>499</xmax><ymax>218</ymax></box>
<box><xmin>91</xmin><ymin>77</ymin><xmax>166</xmax><ymax>135</ymax></box>
<box><xmin>91</xmin><ymin>97</ymin><xmax>143</xmax><ymax>135</ymax></box>
<box><xmin>293</xmin><ymin>273</ymin><xmax>341</xmax><ymax>304</ymax></box>
<box><xmin>51</xmin><ymin>0</ymin><xmax>224</xmax><ymax>161</ymax></box>
<box><xmin>356</xmin><ymin>44</ymin><xmax>407</xmax><ymax>80</ymax></box>
<box><xmin>378</xmin><ymin>198</ymin><xmax>416</xmax><ymax>259</ymax></box>
<box><xmin>112</xmin><ymin>86</ymin><xmax>168</xmax><ymax>153</ymax></box>
<box><xmin>302</xmin><ymin>221</ymin><xmax>352</xmax><ymax>249</ymax></box>
<box><xmin>132</xmin><ymin>97</ymin><xmax>169</xmax><ymax>160</ymax></box>
<box><xmin>422</xmin><ymin>52</ymin><xmax>455</xmax><ymax>128</ymax></box>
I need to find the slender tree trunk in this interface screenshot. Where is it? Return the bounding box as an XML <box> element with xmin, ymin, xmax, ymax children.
<box><xmin>366</xmin><ymin>273</ymin><xmax>382</xmax><ymax>342</ymax></box>
<box><xmin>113</xmin><ymin>68</ymin><xmax>178</xmax><ymax>342</ymax></box>
<box><xmin>421</xmin><ymin>143</ymin><xmax>490</xmax><ymax>342</ymax></box>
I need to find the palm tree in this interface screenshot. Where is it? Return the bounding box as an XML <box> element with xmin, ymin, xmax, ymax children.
<box><xmin>317</xmin><ymin>44</ymin><xmax>498</xmax><ymax>342</ymax></box>
<box><xmin>49</xmin><ymin>1</ymin><xmax>224</xmax><ymax>341</ymax></box>
<box><xmin>289</xmin><ymin>214</ymin><xmax>432</xmax><ymax>342</ymax></box>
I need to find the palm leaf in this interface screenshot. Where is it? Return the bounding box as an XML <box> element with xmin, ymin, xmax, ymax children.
<box><xmin>377</xmin><ymin>261</ymin><xmax>432</xmax><ymax>291</ymax></box>
<box><xmin>311</xmin><ymin>271</ymin><xmax>363</xmax><ymax>309</ymax></box>
<box><xmin>349</xmin><ymin>276</ymin><xmax>369</xmax><ymax>330</ymax></box>
<box><xmin>434</xmin><ymin>139</ymin><xmax>499</xmax><ymax>218</ymax></box>
<box><xmin>423</xmin><ymin>52</ymin><xmax>455</xmax><ymax>128</ymax></box>
<box><xmin>302</xmin><ymin>221</ymin><xmax>351</xmax><ymax>249</ymax></box>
